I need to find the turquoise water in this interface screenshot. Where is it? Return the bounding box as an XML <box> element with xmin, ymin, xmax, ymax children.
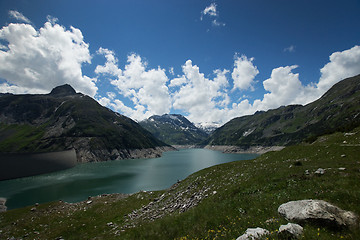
<box><xmin>0</xmin><ymin>149</ymin><xmax>257</xmax><ymax>210</ymax></box>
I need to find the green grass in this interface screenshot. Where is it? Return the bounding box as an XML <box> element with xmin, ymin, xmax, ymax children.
<box><xmin>0</xmin><ymin>123</ymin><xmax>46</xmax><ymax>152</ymax></box>
<box><xmin>1</xmin><ymin>128</ymin><xmax>359</xmax><ymax>239</ymax></box>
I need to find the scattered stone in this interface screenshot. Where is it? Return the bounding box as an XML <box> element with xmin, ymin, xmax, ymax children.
<box><xmin>338</xmin><ymin>167</ymin><xmax>346</xmax><ymax>171</ymax></box>
<box><xmin>314</xmin><ymin>168</ymin><xmax>325</xmax><ymax>175</ymax></box>
<box><xmin>107</xmin><ymin>222</ymin><xmax>114</xmax><ymax>227</ymax></box>
<box><xmin>236</xmin><ymin>227</ymin><xmax>270</xmax><ymax>240</ymax></box>
<box><xmin>341</xmin><ymin>154</ymin><xmax>346</xmax><ymax>158</ymax></box>
<box><xmin>304</xmin><ymin>170</ymin><xmax>310</xmax><ymax>175</ymax></box>
<box><xmin>86</xmin><ymin>200</ymin><xmax>93</xmax><ymax>205</ymax></box>
<box><xmin>278</xmin><ymin>199</ymin><xmax>358</xmax><ymax>229</ymax></box>
<box><xmin>278</xmin><ymin>223</ymin><xmax>303</xmax><ymax>239</ymax></box>
<box><xmin>30</xmin><ymin>207</ymin><xmax>36</xmax><ymax>212</ymax></box>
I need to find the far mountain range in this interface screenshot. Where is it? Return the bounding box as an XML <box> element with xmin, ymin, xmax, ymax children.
<box><xmin>1</xmin><ymin>74</ymin><xmax>359</xmax><ymax>160</ymax></box>
<box><xmin>139</xmin><ymin>114</ymin><xmax>209</xmax><ymax>146</ymax></box>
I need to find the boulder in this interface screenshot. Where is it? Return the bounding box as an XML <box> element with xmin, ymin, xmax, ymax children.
<box><xmin>314</xmin><ymin>168</ymin><xmax>325</xmax><ymax>175</ymax></box>
<box><xmin>236</xmin><ymin>227</ymin><xmax>270</xmax><ymax>240</ymax></box>
<box><xmin>0</xmin><ymin>198</ymin><xmax>7</xmax><ymax>212</ymax></box>
<box><xmin>278</xmin><ymin>223</ymin><xmax>303</xmax><ymax>239</ymax></box>
<box><xmin>278</xmin><ymin>200</ymin><xmax>358</xmax><ymax>229</ymax></box>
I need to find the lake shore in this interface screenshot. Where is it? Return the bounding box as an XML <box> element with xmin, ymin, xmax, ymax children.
<box><xmin>204</xmin><ymin>145</ymin><xmax>285</xmax><ymax>154</ymax></box>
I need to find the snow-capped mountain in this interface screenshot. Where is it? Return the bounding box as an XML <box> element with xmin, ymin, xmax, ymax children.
<box><xmin>140</xmin><ymin>114</ymin><xmax>209</xmax><ymax>145</ymax></box>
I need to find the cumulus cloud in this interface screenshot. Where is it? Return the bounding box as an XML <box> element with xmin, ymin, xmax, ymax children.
<box><xmin>232</xmin><ymin>55</ymin><xmax>259</xmax><ymax>91</ymax></box>
<box><xmin>0</xmin><ymin>14</ymin><xmax>97</xmax><ymax>96</ymax></box>
<box><xmin>172</xmin><ymin>60</ymin><xmax>230</xmax><ymax>123</ymax></box>
<box><xmin>96</xmin><ymin>49</ymin><xmax>171</xmax><ymax>121</ymax></box>
<box><xmin>8</xmin><ymin>10</ymin><xmax>31</xmax><ymax>24</ymax></box>
<box><xmin>317</xmin><ymin>45</ymin><xmax>360</xmax><ymax>93</ymax></box>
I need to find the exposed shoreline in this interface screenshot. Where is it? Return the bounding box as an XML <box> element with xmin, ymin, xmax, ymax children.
<box><xmin>204</xmin><ymin>145</ymin><xmax>285</xmax><ymax>154</ymax></box>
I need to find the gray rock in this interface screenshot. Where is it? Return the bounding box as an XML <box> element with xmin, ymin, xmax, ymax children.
<box><xmin>278</xmin><ymin>223</ymin><xmax>303</xmax><ymax>239</ymax></box>
<box><xmin>314</xmin><ymin>168</ymin><xmax>325</xmax><ymax>175</ymax></box>
<box><xmin>236</xmin><ymin>227</ymin><xmax>270</xmax><ymax>240</ymax></box>
<box><xmin>278</xmin><ymin>199</ymin><xmax>358</xmax><ymax>229</ymax></box>
<box><xmin>0</xmin><ymin>197</ymin><xmax>7</xmax><ymax>212</ymax></box>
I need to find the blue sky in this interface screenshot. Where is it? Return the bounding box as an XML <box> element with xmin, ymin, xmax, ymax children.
<box><xmin>0</xmin><ymin>0</ymin><xmax>359</xmax><ymax>125</ymax></box>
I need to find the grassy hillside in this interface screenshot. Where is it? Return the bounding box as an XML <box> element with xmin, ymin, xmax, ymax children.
<box><xmin>204</xmin><ymin>74</ymin><xmax>360</xmax><ymax>147</ymax></box>
<box><xmin>1</xmin><ymin>127</ymin><xmax>359</xmax><ymax>239</ymax></box>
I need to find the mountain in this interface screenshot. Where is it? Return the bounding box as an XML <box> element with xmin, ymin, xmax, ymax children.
<box><xmin>0</xmin><ymin>84</ymin><xmax>170</xmax><ymax>162</ymax></box>
<box><xmin>139</xmin><ymin>114</ymin><xmax>208</xmax><ymax>145</ymax></box>
<box><xmin>204</xmin><ymin>74</ymin><xmax>360</xmax><ymax>148</ymax></box>
<box><xmin>195</xmin><ymin>122</ymin><xmax>222</xmax><ymax>134</ymax></box>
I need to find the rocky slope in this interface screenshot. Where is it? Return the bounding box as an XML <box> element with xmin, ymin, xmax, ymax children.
<box><xmin>204</xmin><ymin>74</ymin><xmax>360</xmax><ymax>148</ymax></box>
<box><xmin>0</xmin><ymin>84</ymin><xmax>171</xmax><ymax>162</ymax></box>
<box><xmin>139</xmin><ymin>114</ymin><xmax>208</xmax><ymax>145</ymax></box>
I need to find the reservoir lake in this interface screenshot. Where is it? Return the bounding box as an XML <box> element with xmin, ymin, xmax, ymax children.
<box><xmin>0</xmin><ymin>149</ymin><xmax>257</xmax><ymax>210</ymax></box>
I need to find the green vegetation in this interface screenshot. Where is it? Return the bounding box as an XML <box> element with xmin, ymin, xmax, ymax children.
<box><xmin>1</xmin><ymin>127</ymin><xmax>359</xmax><ymax>239</ymax></box>
<box><xmin>0</xmin><ymin>123</ymin><xmax>46</xmax><ymax>152</ymax></box>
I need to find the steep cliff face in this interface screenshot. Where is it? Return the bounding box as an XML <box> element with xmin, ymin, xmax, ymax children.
<box><xmin>0</xmin><ymin>84</ymin><xmax>170</xmax><ymax>162</ymax></box>
<box><xmin>204</xmin><ymin>74</ymin><xmax>360</xmax><ymax>147</ymax></box>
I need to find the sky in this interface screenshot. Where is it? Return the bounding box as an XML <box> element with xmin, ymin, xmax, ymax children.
<box><xmin>0</xmin><ymin>0</ymin><xmax>359</xmax><ymax>126</ymax></box>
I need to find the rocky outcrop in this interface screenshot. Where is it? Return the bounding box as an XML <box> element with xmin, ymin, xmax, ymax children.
<box><xmin>236</xmin><ymin>227</ymin><xmax>270</xmax><ymax>240</ymax></box>
<box><xmin>278</xmin><ymin>223</ymin><xmax>303</xmax><ymax>239</ymax></box>
<box><xmin>75</xmin><ymin>145</ymin><xmax>175</xmax><ymax>163</ymax></box>
<box><xmin>278</xmin><ymin>200</ymin><xmax>358</xmax><ymax>229</ymax></box>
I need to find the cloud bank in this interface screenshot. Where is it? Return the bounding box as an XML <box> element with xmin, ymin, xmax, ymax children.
<box><xmin>95</xmin><ymin>44</ymin><xmax>360</xmax><ymax>124</ymax></box>
<box><xmin>0</xmin><ymin>13</ymin><xmax>97</xmax><ymax>96</ymax></box>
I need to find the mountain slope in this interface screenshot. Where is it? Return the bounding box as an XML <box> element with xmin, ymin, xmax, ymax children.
<box><xmin>139</xmin><ymin>114</ymin><xmax>208</xmax><ymax>145</ymax></box>
<box><xmin>204</xmin><ymin>74</ymin><xmax>360</xmax><ymax>147</ymax></box>
<box><xmin>0</xmin><ymin>84</ymin><xmax>169</xmax><ymax>162</ymax></box>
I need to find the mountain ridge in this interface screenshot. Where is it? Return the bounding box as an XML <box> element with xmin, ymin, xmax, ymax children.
<box><xmin>203</xmin><ymin>74</ymin><xmax>360</xmax><ymax>148</ymax></box>
<box><xmin>139</xmin><ymin>114</ymin><xmax>208</xmax><ymax>146</ymax></box>
<box><xmin>0</xmin><ymin>85</ymin><xmax>171</xmax><ymax>163</ymax></box>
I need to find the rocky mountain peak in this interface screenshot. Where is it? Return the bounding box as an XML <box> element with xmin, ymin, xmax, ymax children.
<box><xmin>49</xmin><ymin>84</ymin><xmax>77</xmax><ymax>96</ymax></box>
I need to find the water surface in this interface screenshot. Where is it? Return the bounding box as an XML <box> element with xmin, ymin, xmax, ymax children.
<box><xmin>0</xmin><ymin>149</ymin><xmax>257</xmax><ymax>210</ymax></box>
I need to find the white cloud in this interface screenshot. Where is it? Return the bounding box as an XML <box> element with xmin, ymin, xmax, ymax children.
<box><xmin>232</xmin><ymin>55</ymin><xmax>259</xmax><ymax>91</ymax></box>
<box><xmin>201</xmin><ymin>2</ymin><xmax>225</xmax><ymax>27</ymax></box>
<box><xmin>254</xmin><ymin>65</ymin><xmax>304</xmax><ymax>110</ymax></box>
<box><xmin>169</xmin><ymin>75</ymin><xmax>187</xmax><ymax>87</ymax></box>
<box><xmin>317</xmin><ymin>45</ymin><xmax>360</xmax><ymax>93</ymax></box>
<box><xmin>202</xmin><ymin>3</ymin><xmax>218</xmax><ymax>19</ymax></box>
<box><xmin>283</xmin><ymin>45</ymin><xmax>295</xmax><ymax>53</ymax></box>
<box><xmin>8</xmin><ymin>10</ymin><xmax>31</xmax><ymax>24</ymax></box>
<box><xmin>172</xmin><ymin>60</ymin><xmax>230</xmax><ymax>123</ymax></box>
<box><xmin>96</xmin><ymin>49</ymin><xmax>171</xmax><ymax>121</ymax></box>
<box><xmin>212</xmin><ymin>19</ymin><xmax>226</xmax><ymax>27</ymax></box>
<box><xmin>0</xmin><ymin>18</ymin><xmax>97</xmax><ymax>96</ymax></box>
<box><xmin>95</xmin><ymin>44</ymin><xmax>360</xmax><ymax>126</ymax></box>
